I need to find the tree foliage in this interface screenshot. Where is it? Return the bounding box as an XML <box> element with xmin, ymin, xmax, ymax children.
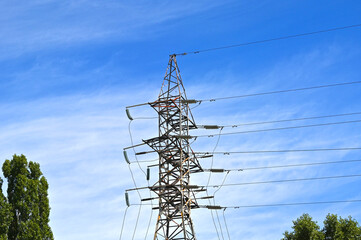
<box><xmin>283</xmin><ymin>213</ymin><xmax>361</xmax><ymax>240</ymax></box>
<box><xmin>283</xmin><ymin>214</ymin><xmax>324</xmax><ymax>240</ymax></box>
<box><xmin>0</xmin><ymin>177</ymin><xmax>12</xmax><ymax>240</ymax></box>
<box><xmin>1</xmin><ymin>154</ymin><xmax>53</xmax><ymax>240</ymax></box>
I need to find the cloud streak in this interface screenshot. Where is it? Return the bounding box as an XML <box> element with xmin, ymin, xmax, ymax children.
<box><xmin>0</xmin><ymin>0</ymin><xmax>227</xmax><ymax>59</ymax></box>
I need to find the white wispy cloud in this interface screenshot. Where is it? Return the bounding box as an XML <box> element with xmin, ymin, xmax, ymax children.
<box><xmin>0</xmin><ymin>0</ymin><xmax>228</xmax><ymax>59</ymax></box>
<box><xmin>0</xmin><ymin>86</ymin><xmax>157</xmax><ymax>240</ymax></box>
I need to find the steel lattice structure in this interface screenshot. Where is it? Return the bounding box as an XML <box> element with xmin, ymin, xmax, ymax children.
<box><xmin>143</xmin><ymin>54</ymin><xmax>203</xmax><ymax>240</ymax></box>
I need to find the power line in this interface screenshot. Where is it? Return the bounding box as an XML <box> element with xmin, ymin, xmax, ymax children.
<box><xmin>196</xmin><ymin>147</ymin><xmax>361</xmax><ymax>155</ymax></box>
<box><xmin>127</xmin><ymin>113</ymin><xmax>155</xmax><ymax>240</ymax></box>
<box><xmin>132</xmin><ymin>205</ymin><xmax>142</xmax><ymax>240</ymax></box>
<box><xmin>198</xmin><ymin>80</ymin><xmax>361</xmax><ymax>103</ymax></box>
<box><xmin>126</xmin><ymin>112</ymin><xmax>361</xmax><ymax>152</ymax></box>
<box><xmin>126</xmin><ymin>174</ymin><xmax>361</xmax><ymax>192</ymax></box>
<box><xmin>174</xmin><ymin>23</ymin><xmax>361</xmax><ymax>56</ymax></box>
<box><xmin>129</xmin><ymin>119</ymin><xmax>360</xmax><ymax>151</ymax></box>
<box><xmin>126</xmin><ymin>80</ymin><xmax>361</xmax><ymax>109</ymax></box>
<box><xmin>132</xmin><ymin>200</ymin><xmax>361</xmax><ymax>209</ymax></box>
<box><xmin>198</xmin><ymin>111</ymin><xmax>361</xmax><ymax>128</ymax></box>
<box><xmin>136</xmin><ymin>147</ymin><xmax>361</xmax><ymax>156</ymax></box>
<box><xmin>195</xmin><ymin>119</ymin><xmax>361</xmax><ymax>137</ymax></box>
<box><xmin>203</xmin><ymin>199</ymin><xmax>361</xmax><ymax>209</ymax></box>
<box><xmin>206</xmin><ymin>127</ymin><xmax>224</xmax><ymax>240</ymax></box>
<box><xmin>204</xmin><ymin>159</ymin><xmax>361</xmax><ymax>172</ymax></box>
<box><xmin>209</xmin><ymin>174</ymin><xmax>361</xmax><ymax>188</ymax></box>
<box><xmin>119</xmin><ymin>206</ymin><xmax>129</xmax><ymax>240</ymax></box>
<box><xmin>129</xmin><ymin>158</ymin><xmax>158</xmax><ymax>164</ymax></box>
<box><xmin>222</xmin><ymin>209</ymin><xmax>231</xmax><ymax>240</ymax></box>
<box><xmin>128</xmin><ymin>122</ymin><xmax>147</xmax><ymax>176</ymax></box>
<box><xmin>212</xmin><ymin>170</ymin><xmax>230</xmax><ymax>240</ymax></box>
<box><xmin>136</xmin><ymin>146</ymin><xmax>361</xmax><ymax>156</ymax></box>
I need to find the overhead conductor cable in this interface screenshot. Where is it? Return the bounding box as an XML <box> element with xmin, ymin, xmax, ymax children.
<box><xmin>205</xmin><ymin>159</ymin><xmax>361</xmax><ymax>172</ymax></box>
<box><xmin>206</xmin><ymin>199</ymin><xmax>361</xmax><ymax>209</ymax></box>
<box><xmin>198</xmin><ymin>111</ymin><xmax>361</xmax><ymax>129</ymax></box>
<box><xmin>125</xmin><ymin>80</ymin><xmax>361</xmax><ymax>109</ymax></box>
<box><xmin>195</xmin><ymin>119</ymin><xmax>361</xmax><ymax>138</ymax></box>
<box><xmin>125</xmin><ymin>108</ymin><xmax>154</xmax><ymax>240</ymax></box>
<box><xmin>212</xmin><ymin>170</ymin><xmax>231</xmax><ymax>240</ymax></box>
<box><xmin>175</xmin><ymin>23</ymin><xmax>361</xmax><ymax>55</ymax></box>
<box><xmin>205</xmin><ymin>127</ymin><xmax>224</xmax><ymax>240</ymax></box>
<box><xmin>196</xmin><ymin>147</ymin><xmax>361</xmax><ymax>155</ymax></box>
<box><xmin>125</xmin><ymin>174</ymin><xmax>361</xmax><ymax>193</ymax></box>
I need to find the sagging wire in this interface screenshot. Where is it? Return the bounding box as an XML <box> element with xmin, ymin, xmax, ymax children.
<box><xmin>125</xmin><ymin>173</ymin><xmax>361</xmax><ymax>194</ymax></box>
<box><xmin>143</xmin><ymin>191</ymin><xmax>153</xmax><ymax>239</ymax></box>
<box><xmin>223</xmin><ymin>209</ymin><xmax>231</xmax><ymax>240</ymax></box>
<box><xmin>124</xmin><ymin>151</ymin><xmax>142</xmax><ymax>240</ymax></box>
<box><xmin>198</xmin><ymin>80</ymin><xmax>361</xmax><ymax>103</ymax></box>
<box><xmin>196</xmin><ymin>147</ymin><xmax>361</xmax><ymax>155</ymax></box>
<box><xmin>207</xmin><ymin>199</ymin><xmax>361</xmax><ymax>209</ymax></box>
<box><xmin>189</xmin><ymin>136</ymin><xmax>198</xmax><ymax>146</ymax></box>
<box><xmin>126</xmin><ymin>80</ymin><xmax>361</xmax><ymax>110</ymax></box>
<box><xmin>132</xmin><ymin>204</ymin><xmax>142</xmax><ymax>240</ymax></box>
<box><xmin>206</xmin><ymin>127</ymin><xmax>224</xmax><ymax>240</ymax></box>
<box><xmin>196</xmin><ymin>111</ymin><xmax>361</xmax><ymax>130</ymax></box>
<box><xmin>129</xmin><ymin>129</ymin><xmax>154</xmax><ymax>240</ymax></box>
<box><xmin>174</xmin><ymin>23</ymin><xmax>361</xmax><ymax>56</ymax></box>
<box><xmin>128</xmin><ymin>121</ymin><xmax>147</xmax><ymax>176</ymax></box>
<box><xmin>191</xmin><ymin>101</ymin><xmax>202</xmax><ymax>110</ymax></box>
<box><xmin>203</xmin><ymin>159</ymin><xmax>361</xmax><ymax>173</ymax></box>
<box><xmin>132</xmin><ymin>145</ymin><xmax>361</xmax><ymax>158</ymax></box>
<box><xmin>206</xmin><ymin>173</ymin><xmax>361</xmax><ymax>188</ymax></box>
<box><xmin>133</xmin><ymin>117</ymin><xmax>157</xmax><ymax>120</ymax></box>
<box><xmin>218</xmin><ymin>111</ymin><xmax>361</xmax><ymax>128</ymax></box>
<box><xmin>212</xmin><ymin>170</ymin><xmax>230</xmax><ymax>240</ymax></box>
<box><xmin>206</xmin><ymin>127</ymin><xmax>224</xmax><ymax>184</ymax></box>
<box><xmin>195</xmin><ymin>119</ymin><xmax>361</xmax><ymax>138</ymax></box>
<box><xmin>131</xmin><ymin>158</ymin><xmax>158</xmax><ymax>164</ymax></box>
<box><xmin>126</xmin><ymin>110</ymin><xmax>155</xmax><ymax>240</ymax></box>
<box><xmin>126</xmin><ymin>157</ymin><xmax>143</xmax><ymax>240</ymax></box>
<box><xmin>119</xmin><ymin>206</ymin><xmax>129</xmax><ymax>240</ymax></box>
<box><xmin>119</xmin><ymin>203</ymin><xmax>154</xmax><ymax>240</ymax></box>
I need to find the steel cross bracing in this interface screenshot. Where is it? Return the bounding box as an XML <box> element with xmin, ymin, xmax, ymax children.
<box><xmin>144</xmin><ymin>55</ymin><xmax>203</xmax><ymax>240</ymax></box>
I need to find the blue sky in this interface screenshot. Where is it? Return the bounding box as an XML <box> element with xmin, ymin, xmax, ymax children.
<box><xmin>1</xmin><ymin>1</ymin><xmax>361</xmax><ymax>239</ymax></box>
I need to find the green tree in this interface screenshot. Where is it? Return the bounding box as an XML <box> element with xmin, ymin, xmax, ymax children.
<box><xmin>283</xmin><ymin>213</ymin><xmax>324</xmax><ymax>240</ymax></box>
<box><xmin>283</xmin><ymin>213</ymin><xmax>361</xmax><ymax>240</ymax></box>
<box><xmin>2</xmin><ymin>154</ymin><xmax>53</xmax><ymax>240</ymax></box>
<box><xmin>0</xmin><ymin>177</ymin><xmax>12</xmax><ymax>240</ymax></box>
<box><xmin>335</xmin><ymin>216</ymin><xmax>361</xmax><ymax>240</ymax></box>
<box><xmin>323</xmin><ymin>214</ymin><xmax>339</xmax><ymax>240</ymax></box>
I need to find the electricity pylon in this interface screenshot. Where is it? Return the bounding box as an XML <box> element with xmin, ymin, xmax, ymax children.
<box><xmin>144</xmin><ymin>54</ymin><xmax>203</xmax><ymax>240</ymax></box>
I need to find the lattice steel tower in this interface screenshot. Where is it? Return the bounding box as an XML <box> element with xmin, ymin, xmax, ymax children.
<box><xmin>144</xmin><ymin>54</ymin><xmax>203</xmax><ymax>240</ymax></box>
